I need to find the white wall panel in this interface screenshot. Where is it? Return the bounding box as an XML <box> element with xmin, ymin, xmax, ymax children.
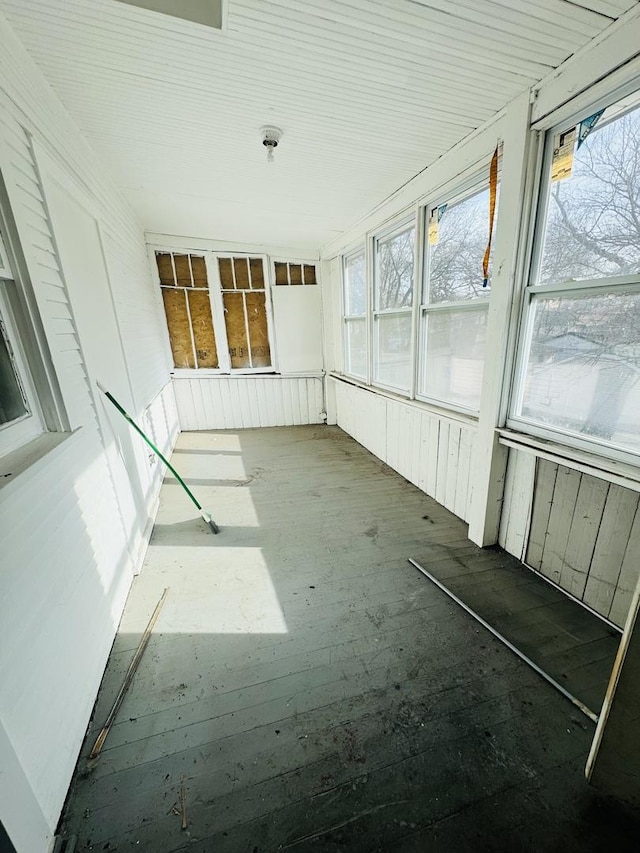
<box><xmin>271</xmin><ymin>285</ymin><xmax>324</xmax><ymax>374</ymax></box>
<box><xmin>498</xmin><ymin>449</ymin><xmax>536</xmax><ymax>561</ymax></box>
<box><xmin>173</xmin><ymin>375</ymin><xmax>325</xmax><ymax>430</ymax></box>
<box><xmin>332</xmin><ymin>377</ymin><xmax>476</xmax><ymax>522</ymax></box>
<box><xmin>0</xmin><ymin>12</ymin><xmax>176</xmax><ymax>851</ymax></box>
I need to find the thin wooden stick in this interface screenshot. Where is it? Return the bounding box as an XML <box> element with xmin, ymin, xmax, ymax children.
<box><xmin>89</xmin><ymin>588</ymin><xmax>169</xmax><ymax>759</ymax></box>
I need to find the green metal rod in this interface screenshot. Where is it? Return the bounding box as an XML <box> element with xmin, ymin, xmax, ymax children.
<box><xmin>97</xmin><ymin>382</ymin><xmax>219</xmax><ymax>534</ymax></box>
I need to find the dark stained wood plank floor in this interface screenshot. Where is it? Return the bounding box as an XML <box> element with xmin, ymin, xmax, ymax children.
<box><xmin>59</xmin><ymin>425</ymin><xmax>638</xmax><ymax>852</ymax></box>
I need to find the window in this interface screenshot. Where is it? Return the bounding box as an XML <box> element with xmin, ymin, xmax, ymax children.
<box><xmin>155</xmin><ymin>251</ymin><xmax>273</xmax><ymax>373</ymax></box>
<box><xmin>274</xmin><ymin>261</ymin><xmax>317</xmax><ymax>285</ymax></box>
<box><xmin>342</xmin><ymin>249</ymin><xmax>367</xmax><ymax>379</ymax></box>
<box><xmin>512</xmin><ymin>89</ymin><xmax>640</xmax><ymax>459</ymax></box>
<box><xmin>373</xmin><ymin>223</ymin><xmax>415</xmax><ymax>391</ymax></box>
<box><xmin>418</xmin><ymin>185</ymin><xmax>492</xmax><ymax>412</ymax></box>
<box><xmin>0</xmin><ymin>229</ymin><xmax>46</xmax><ymax>455</ymax></box>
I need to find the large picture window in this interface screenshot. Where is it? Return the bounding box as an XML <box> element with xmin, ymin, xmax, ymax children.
<box><xmin>418</xmin><ymin>185</ymin><xmax>492</xmax><ymax>412</ymax></box>
<box><xmin>342</xmin><ymin>249</ymin><xmax>367</xmax><ymax>379</ymax></box>
<box><xmin>372</xmin><ymin>222</ymin><xmax>415</xmax><ymax>391</ymax></box>
<box><xmin>512</xmin><ymin>90</ymin><xmax>640</xmax><ymax>458</ymax></box>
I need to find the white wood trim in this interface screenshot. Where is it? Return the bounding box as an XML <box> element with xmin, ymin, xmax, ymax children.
<box><xmin>498</xmin><ymin>429</ymin><xmax>640</xmax><ymax>491</ymax></box>
<box><xmin>329</xmin><ymin>372</ymin><xmax>478</xmax><ymax>429</ymax></box>
<box><xmin>147</xmin><ymin>233</ymin><xmax>320</xmax><ymax>260</ymax></box>
<box><xmin>467</xmin><ymin>91</ymin><xmax>532</xmax><ymax>546</ymax></box>
<box><xmin>530</xmin><ymin>4</ymin><xmax>640</xmax><ymax>125</ymax></box>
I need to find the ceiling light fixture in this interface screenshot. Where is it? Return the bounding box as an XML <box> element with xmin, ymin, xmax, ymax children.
<box><xmin>260</xmin><ymin>126</ymin><xmax>283</xmax><ymax>163</ymax></box>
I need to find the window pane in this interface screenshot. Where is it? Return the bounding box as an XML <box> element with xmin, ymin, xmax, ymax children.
<box><xmin>345</xmin><ymin>318</ymin><xmax>366</xmax><ymax>379</ymax></box>
<box><xmin>0</xmin><ymin>317</ymin><xmax>28</xmax><ymax>425</ymax></box>
<box><xmin>519</xmin><ymin>292</ymin><xmax>640</xmax><ymax>453</ymax></box>
<box><xmin>420</xmin><ymin>308</ymin><xmax>487</xmax><ymax>411</ymax></box>
<box><xmin>377</xmin><ymin>227</ymin><xmax>414</xmax><ymax>310</ymax></box>
<box><xmin>540</xmin><ymin>98</ymin><xmax>640</xmax><ymax>284</ymax></box>
<box><xmin>344</xmin><ymin>252</ymin><xmax>366</xmax><ymax>315</ymax></box>
<box><xmin>374</xmin><ymin>313</ymin><xmax>412</xmax><ymax>390</ymax></box>
<box><xmin>428</xmin><ymin>189</ymin><xmax>492</xmax><ymax>302</ymax></box>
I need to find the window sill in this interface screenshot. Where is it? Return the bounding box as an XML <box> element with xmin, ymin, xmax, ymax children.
<box><xmin>0</xmin><ymin>430</ymin><xmax>78</xmax><ymax>495</ymax></box>
<box><xmin>497</xmin><ymin>428</ymin><xmax>640</xmax><ymax>492</ymax></box>
<box><xmin>171</xmin><ymin>370</ymin><xmax>324</xmax><ymax>379</ymax></box>
<box><xmin>329</xmin><ymin>372</ymin><xmax>478</xmax><ymax>428</ymax></box>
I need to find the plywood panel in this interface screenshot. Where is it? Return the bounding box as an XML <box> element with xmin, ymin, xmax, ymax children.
<box><xmin>173</xmin><ymin>253</ymin><xmax>192</xmax><ymax>287</ymax></box>
<box><xmin>155</xmin><ymin>252</ymin><xmax>174</xmax><ymax>285</ymax></box>
<box><xmin>289</xmin><ymin>264</ymin><xmax>303</xmax><ymax>285</ymax></box>
<box><xmin>303</xmin><ymin>264</ymin><xmax>317</xmax><ymax>284</ymax></box>
<box><xmin>249</xmin><ymin>257</ymin><xmax>264</xmax><ymax>288</ymax></box>
<box><xmin>218</xmin><ymin>257</ymin><xmax>234</xmax><ymax>290</ymax></box>
<box><xmin>190</xmin><ymin>254</ymin><xmax>207</xmax><ymax>287</ymax></box>
<box><xmin>187</xmin><ymin>290</ymin><xmax>218</xmax><ymax>368</ymax></box>
<box><xmin>161</xmin><ymin>288</ymin><xmax>194</xmax><ymax>368</ymax></box>
<box><xmin>233</xmin><ymin>256</ymin><xmax>251</xmax><ymax>289</ymax></box>
<box><xmin>223</xmin><ymin>291</ymin><xmax>250</xmax><ymax>369</ymax></box>
<box><xmin>246</xmin><ymin>291</ymin><xmax>271</xmax><ymax>368</ymax></box>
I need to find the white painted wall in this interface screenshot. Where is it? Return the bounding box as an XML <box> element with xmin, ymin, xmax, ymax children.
<box><xmin>0</xmin><ymin>10</ymin><xmax>176</xmax><ymax>852</ymax></box>
<box><xmin>173</xmin><ymin>374</ymin><xmax>324</xmax><ymax>430</ymax></box>
<box><xmin>332</xmin><ymin>378</ymin><xmax>476</xmax><ymax>522</ymax></box>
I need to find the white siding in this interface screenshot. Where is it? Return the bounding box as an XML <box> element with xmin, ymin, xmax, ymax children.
<box><xmin>333</xmin><ymin>377</ymin><xmax>476</xmax><ymax>522</ymax></box>
<box><xmin>173</xmin><ymin>375</ymin><xmax>325</xmax><ymax>430</ymax></box>
<box><xmin>500</xmin><ymin>448</ymin><xmax>640</xmax><ymax>628</ymax></box>
<box><xmin>0</xmin><ymin>11</ymin><xmax>176</xmax><ymax>852</ymax></box>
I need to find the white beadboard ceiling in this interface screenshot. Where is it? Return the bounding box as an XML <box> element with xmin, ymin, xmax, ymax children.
<box><xmin>0</xmin><ymin>0</ymin><xmax>637</xmax><ymax>249</ymax></box>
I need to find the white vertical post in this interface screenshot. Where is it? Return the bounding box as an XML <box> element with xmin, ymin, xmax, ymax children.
<box><xmin>319</xmin><ymin>256</ymin><xmax>339</xmax><ymax>424</ymax></box>
<box><xmin>468</xmin><ymin>91</ymin><xmax>532</xmax><ymax>546</ymax></box>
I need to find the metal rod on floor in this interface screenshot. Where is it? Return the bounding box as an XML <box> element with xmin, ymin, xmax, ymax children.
<box><xmin>408</xmin><ymin>559</ymin><xmax>599</xmax><ymax>724</ymax></box>
<box><xmin>89</xmin><ymin>588</ymin><xmax>169</xmax><ymax>760</ymax></box>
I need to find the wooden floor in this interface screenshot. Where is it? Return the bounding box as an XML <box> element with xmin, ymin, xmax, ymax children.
<box><xmin>60</xmin><ymin>425</ymin><xmax>638</xmax><ymax>852</ymax></box>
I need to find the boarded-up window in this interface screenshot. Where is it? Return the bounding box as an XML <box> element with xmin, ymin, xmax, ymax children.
<box><xmin>274</xmin><ymin>261</ymin><xmax>317</xmax><ymax>285</ymax></box>
<box><xmin>155</xmin><ymin>252</ymin><xmax>219</xmax><ymax>369</ymax></box>
<box><xmin>218</xmin><ymin>256</ymin><xmax>271</xmax><ymax>369</ymax></box>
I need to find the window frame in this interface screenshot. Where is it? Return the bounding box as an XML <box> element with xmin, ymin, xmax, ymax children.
<box><xmin>508</xmin><ymin>81</ymin><xmax>640</xmax><ymax>466</ymax></box>
<box><xmin>371</xmin><ymin>216</ymin><xmax>417</xmax><ymax>395</ymax></box>
<box><xmin>416</xmin><ymin>173</ymin><xmax>494</xmax><ymax>416</ymax></box>
<box><xmin>0</xmin><ymin>208</ymin><xmax>56</xmax><ymax>457</ymax></box>
<box><xmin>270</xmin><ymin>258</ymin><xmax>318</xmax><ymax>287</ymax></box>
<box><xmin>152</xmin><ymin>246</ymin><xmax>276</xmax><ymax>376</ymax></box>
<box><xmin>341</xmin><ymin>245</ymin><xmax>369</xmax><ymax>382</ymax></box>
